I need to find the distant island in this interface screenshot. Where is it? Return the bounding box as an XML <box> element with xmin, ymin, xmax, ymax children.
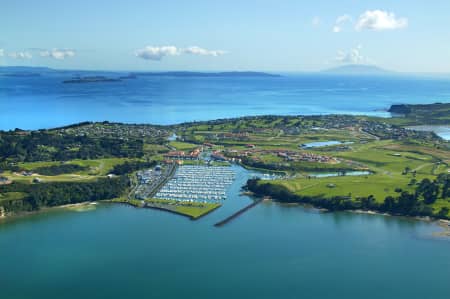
<box><xmin>63</xmin><ymin>76</ymin><xmax>121</xmax><ymax>84</ymax></box>
<box><xmin>0</xmin><ymin>67</ymin><xmax>281</xmax><ymax>81</ymax></box>
<box><xmin>130</xmin><ymin>71</ymin><xmax>281</xmax><ymax>78</ymax></box>
<box><xmin>323</xmin><ymin>64</ymin><xmax>393</xmax><ymax>75</ymax></box>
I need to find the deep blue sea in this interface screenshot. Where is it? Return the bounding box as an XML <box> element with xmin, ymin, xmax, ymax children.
<box><xmin>1</xmin><ymin>71</ymin><xmax>450</xmax><ymax>130</ymax></box>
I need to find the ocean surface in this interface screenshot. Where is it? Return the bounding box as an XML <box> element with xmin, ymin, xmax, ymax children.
<box><xmin>1</xmin><ymin>165</ymin><xmax>449</xmax><ymax>299</ymax></box>
<box><xmin>2</xmin><ymin>71</ymin><xmax>450</xmax><ymax>130</ymax></box>
<box><xmin>1</xmin><ymin>72</ymin><xmax>450</xmax><ymax>299</ymax></box>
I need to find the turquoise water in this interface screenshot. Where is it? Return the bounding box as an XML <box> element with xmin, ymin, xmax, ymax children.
<box><xmin>1</xmin><ymin>166</ymin><xmax>449</xmax><ymax>299</ymax></box>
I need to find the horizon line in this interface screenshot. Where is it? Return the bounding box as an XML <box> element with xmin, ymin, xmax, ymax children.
<box><xmin>2</xmin><ymin>64</ymin><xmax>450</xmax><ymax>76</ymax></box>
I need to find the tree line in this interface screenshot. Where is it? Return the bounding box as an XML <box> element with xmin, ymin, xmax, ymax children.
<box><xmin>110</xmin><ymin>160</ymin><xmax>157</xmax><ymax>175</ymax></box>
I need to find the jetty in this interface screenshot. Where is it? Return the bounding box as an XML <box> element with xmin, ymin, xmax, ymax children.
<box><xmin>214</xmin><ymin>198</ymin><xmax>264</xmax><ymax>227</ymax></box>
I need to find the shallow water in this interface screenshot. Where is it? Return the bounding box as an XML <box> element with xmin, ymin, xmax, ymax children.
<box><xmin>0</xmin><ymin>166</ymin><xmax>449</xmax><ymax>299</ymax></box>
<box><xmin>309</xmin><ymin>170</ymin><xmax>371</xmax><ymax>178</ymax></box>
<box><xmin>301</xmin><ymin>140</ymin><xmax>349</xmax><ymax>148</ymax></box>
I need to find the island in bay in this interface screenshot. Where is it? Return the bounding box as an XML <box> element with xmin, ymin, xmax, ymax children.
<box><xmin>57</xmin><ymin>71</ymin><xmax>280</xmax><ymax>83</ymax></box>
<box><xmin>1</xmin><ymin>103</ymin><xmax>449</xmax><ymax>225</ymax></box>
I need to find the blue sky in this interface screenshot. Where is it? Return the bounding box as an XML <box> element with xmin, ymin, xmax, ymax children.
<box><xmin>1</xmin><ymin>0</ymin><xmax>450</xmax><ymax>72</ymax></box>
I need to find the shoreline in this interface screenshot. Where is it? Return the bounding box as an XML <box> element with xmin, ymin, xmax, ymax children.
<box><xmin>262</xmin><ymin>196</ymin><xmax>450</xmax><ymax>237</ymax></box>
<box><xmin>0</xmin><ymin>201</ymin><xmax>97</xmax><ymax>223</ymax></box>
<box><xmin>406</xmin><ymin>125</ymin><xmax>450</xmax><ymax>141</ymax></box>
<box><xmin>435</xmin><ymin>220</ymin><xmax>450</xmax><ymax>237</ymax></box>
<box><xmin>1</xmin><ymin>197</ymin><xmax>449</xmax><ymax>238</ymax></box>
<box><xmin>104</xmin><ymin>199</ymin><xmax>221</xmax><ymax>220</ymax></box>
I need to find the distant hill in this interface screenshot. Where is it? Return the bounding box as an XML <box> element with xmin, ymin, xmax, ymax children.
<box><xmin>322</xmin><ymin>65</ymin><xmax>393</xmax><ymax>75</ymax></box>
<box><xmin>388</xmin><ymin>103</ymin><xmax>450</xmax><ymax>125</ymax></box>
<box><xmin>130</xmin><ymin>71</ymin><xmax>281</xmax><ymax>78</ymax></box>
<box><xmin>0</xmin><ymin>67</ymin><xmax>280</xmax><ymax>79</ymax></box>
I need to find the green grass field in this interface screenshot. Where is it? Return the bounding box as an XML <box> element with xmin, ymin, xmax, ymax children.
<box><xmin>169</xmin><ymin>141</ymin><xmax>199</xmax><ymax>151</ymax></box>
<box><xmin>262</xmin><ymin>138</ymin><xmax>450</xmax><ymax>216</ymax></box>
<box><xmin>18</xmin><ymin>158</ymin><xmax>131</xmax><ymax>176</ymax></box>
<box><xmin>144</xmin><ymin>198</ymin><xmax>221</xmax><ymax>219</ymax></box>
<box><xmin>5</xmin><ymin>158</ymin><xmax>137</xmax><ymax>184</ymax></box>
<box><xmin>2</xmin><ymin>171</ymin><xmax>98</xmax><ymax>183</ymax></box>
<box><xmin>275</xmin><ymin>174</ymin><xmax>414</xmax><ymax>203</ymax></box>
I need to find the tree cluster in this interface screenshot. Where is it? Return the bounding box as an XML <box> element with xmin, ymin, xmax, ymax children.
<box><xmin>0</xmin><ymin>176</ymin><xmax>129</xmax><ymax>214</ymax></box>
<box><xmin>110</xmin><ymin>160</ymin><xmax>157</xmax><ymax>175</ymax></box>
<box><xmin>0</xmin><ymin>131</ymin><xmax>143</xmax><ymax>162</ymax></box>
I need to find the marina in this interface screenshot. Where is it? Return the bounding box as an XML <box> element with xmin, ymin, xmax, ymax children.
<box><xmin>154</xmin><ymin>165</ymin><xmax>236</xmax><ymax>203</ymax></box>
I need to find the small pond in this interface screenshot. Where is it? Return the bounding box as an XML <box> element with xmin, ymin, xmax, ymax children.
<box><xmin>300</xmin><ymin>140</ymin><xmax>353</xmax><ymax>148</ymax></box>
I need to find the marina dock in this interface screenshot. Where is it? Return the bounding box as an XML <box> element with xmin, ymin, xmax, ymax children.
<box><xmin>154</xmin><ymin>165</ymin><xmax>235</xmax><ymax>203</ymax></box>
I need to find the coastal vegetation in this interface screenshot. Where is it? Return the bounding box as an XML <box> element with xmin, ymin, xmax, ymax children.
<box><xmin>388</xmin><ymin>103</ymin><xmax>450</xmax><ymax>125</ymax></box>
<box><xmin>246</xmin><ymin>173</ymin><xmax>450</xmax><ymax>220</ymax></box>
<box><xmin>0</xmin><ymin>176</ymin><xmax>129</xmax><ymax>215</ymax></box>
<box><xmin>0</xmin><ymin>130</ymin><xmax>144</xmax><ymax>162</ymax></box>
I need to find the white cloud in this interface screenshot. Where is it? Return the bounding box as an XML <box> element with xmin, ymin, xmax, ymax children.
<box><xmin>135</xmin><ymin>46</ymin><xmax>180</xmax><ymax>60</ymax></box>
<box><xmin>333</xmin><ymin>14</ymin><xmax>352</xmax><ymax>33</ymax></box>
<box><xmin>135</xmin><ymin>45</ymin><xmax>226</xmax><ymax>61</ymax></box>
<box><xmin>40</xmin><ymin>49</ymin><xmax>75</xmax><ymax>59</ymax></box>
<box><xmin>312</xmin><ymin>16</ymin><xmax>321</xmax><ymax>27</ymax></box>
<box><xmin>183</xmin><ymin>46</ymin><xmax>226</xmax><ymax>57</ymax></box>
<box><xmin>8</xmin><ymin>51</ymin><xmax>32</xmax><ymax>59</ymax></box>
<box><xmin>355</xmin><ymin>10</ymin><xmax>408</xmax><ymax>31</ymax></box>
<box><xmin>0</xmin><ymin>49</ymin><xmax>4</xmax><ymax>57</ymax></box>
<box><xmin>335</xmin><ymin>45</ymin><xmax>368</xmax><ymax>64</ymax></box>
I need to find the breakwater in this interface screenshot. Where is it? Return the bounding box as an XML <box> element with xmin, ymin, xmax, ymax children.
<box><xmin>214</xmin><ymin>198</ymin><xmax>263</xmax><ymax>227</ymax></box>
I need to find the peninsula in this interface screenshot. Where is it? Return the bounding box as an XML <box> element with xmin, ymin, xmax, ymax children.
<box><xmin>0</xmin><ymin>103</ymin><xmax>449</xmax><ymax>221</ymax></box>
